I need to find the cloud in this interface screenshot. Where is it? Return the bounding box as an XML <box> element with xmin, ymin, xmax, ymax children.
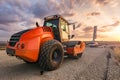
<box><xmin>0</xmin><ymin>0</ymin><xmax>34</xmax><ymax>32</ymax></box>
<box><xmin>95</xmin><ymin>0</ymin><xmax>112</xmax><ymax>5</ymax></box>
<box><xmin>80</xmin><ymin>33</ymin><xmax>93</xmax><ymax>38</ymax></box>
<box><xmin>98</xmin><ymin>28</ymin><xmax>108</xmax><ymax>32</ymax></box>
<box><xmin>0</xmin><ymin>0</ymin><xmax>76</xmax><ymax>35</ymax></box>
<box><xmin>72</xmin><ymin>26</ymin><xmax>94</xmax><ymax>39</ymax></box>
<box><xmin>105</xmin><ymin>21</ymin><xmax>120</xmax><ymax>27</ymax></box>
<box><xmin>82</xmin><ymin>26</ymin><xmax>93</xmax><ymax>32</ymax></box>
<box><xmin>31</xmin><ymin>5</ymin><xmax>49</xmax><ymax>18</ymax></box>
<box><xmin>97</xmin><ymin>21</ymin><xmax>120</xmax><ymax>32</ymax></box>
<box><xmin>0</xmin><ymin>25</ymin><xmax>8</xmax><ymax>31</ymax></box>
<box><xmin>0</xmin><ymin>0</ymin><xmax>86</xmax><ymax>32</ymax></box>
<box><xmin>0</xmin><ymin>23</ymin><xmax>24</xmax><ymax>31</ymax></box>
<box><xmin>87</xmin><ymin>12</ymin><xmax>101</xmax><ymax>16</ymax></box>
<box><xmin>73</xmin><ymin>31</ymin><xmax>93</xmax><ymax>39</ymax></box>
<box><xmin>97</xmin><ymin>34</ymin><xmax>108</xmax><ymax>38</ymax></box>
<box><xmin>102</xmin><ymin>20</ymin><xmax>120</xmax><ymax>28</ymax></box>
<box><xmin>75</xmin><ymin>25</ymin><xmax>108</xmax><ymax>39</ymax></box>
<box><xmin>73</xmin><ymin>26</ymin><xmax>109</xmax><ymax>39</ymax></box>
<box><xmin>93</xmin><ymin>0</ymin><xmax>118</xmax><ymax>7</ymax></box>
<box><xmin>62</xmin><ymin>12</ymin><xmax>76</xmax><ymax>17</ymax></box>
<box><xmin>0</xmin><ymin>0</ymin><xmax>120</xmax><ymax>41</ymax></box>
<box><xmin>0</xmin><ymin>30</ymin><xmax>11</xmax><ymax>37</ymax></box>
<box><xmin>76</xmin><ymin>23</ymin><xmax>82</xmax><ymax>28</ymax></box>
<box><xmin>0</xmin><ymin>14</ymin><xmax>21</xmax><ymax>24</ymax></box>
<box><xmin>31</xmin><ymin>0</ymin><xmax>80</xmax><ymax>18</ymax></box>
<box><xmin>80</xmin><ymin>26</ymin><xmax>93</xmax><ymax>38</ymax></box>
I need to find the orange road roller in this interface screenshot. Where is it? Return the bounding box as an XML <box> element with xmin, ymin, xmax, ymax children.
<box><xmin>6</xmin><ymin>15</ymin><xmax>85</xmax><ymax>72</ymax></box>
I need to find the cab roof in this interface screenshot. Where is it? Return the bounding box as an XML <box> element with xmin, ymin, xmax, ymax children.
<box><xmin>44</xmin><ymin>15</ymin><xmax>69</xmax><ymax>24</ymax></box>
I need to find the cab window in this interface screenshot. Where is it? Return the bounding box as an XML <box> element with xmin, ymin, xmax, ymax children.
<box><xmin>44</xmin><ymin>19</ymin><xmax>58</xmax><ymax>28</ymax></box>
<box><xmin>60</xmin><ymin>19</ymin><xmax>68</xmax><ymax>32</ymax></box>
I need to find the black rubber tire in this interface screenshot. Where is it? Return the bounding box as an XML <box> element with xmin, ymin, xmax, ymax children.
<box><xmin>68</xmin><ymin>53</ymin><xmax>83</xmax><ymax>59</ymax></box>
<box><xmin>39</xmin><ymin>40</ymin><xmax>64</xmax><ymax>71</ymax></box>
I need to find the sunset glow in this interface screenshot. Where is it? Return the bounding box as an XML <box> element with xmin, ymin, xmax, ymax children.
<box><xmin>0</xmin><ymin>0</ymin><xmax>120</xmax><ymax>41</ymax></box>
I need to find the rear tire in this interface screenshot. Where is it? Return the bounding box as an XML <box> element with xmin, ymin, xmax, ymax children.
<box><xmin>39</xmin><ymin>40</ymin><xmax>64</xmax><ymax>71</ymax></box>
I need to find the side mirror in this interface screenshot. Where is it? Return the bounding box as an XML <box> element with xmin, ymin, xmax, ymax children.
<box><xmin>68</xmin><ymin>35</ymin><xmax>75</xmax><ymax>39</ymax></box>
<box><xmin>71</xmin><ymin>35</ymin><xmax>75</xmax><ymax>38</ymax></box>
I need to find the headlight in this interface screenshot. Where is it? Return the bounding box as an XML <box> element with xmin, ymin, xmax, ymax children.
<box><xmin>17</xmin><ymin>43</ymin><xmax>25</xmax><ymax>49</ymax></box>
<box><xmin>17</xmin><ymin>44</ymin><xmax>21</xmax><ymax>49</ymax></box>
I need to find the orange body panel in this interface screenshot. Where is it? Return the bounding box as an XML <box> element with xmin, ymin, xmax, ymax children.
<box><xmin>6</xmin><ymin>27</ymin><xmax>54</xmax><ymax>62</ymax></box>
<box><xmin>66</xmin><ymin>42</ymin><xmax>85</xmax><ymax>56</ymax></box>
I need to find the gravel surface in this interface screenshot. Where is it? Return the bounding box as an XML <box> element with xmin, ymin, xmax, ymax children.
<box><xmin>0</xmin><ymin>48</ymin><xmax>120</xmax><ymax>80</ymax></box>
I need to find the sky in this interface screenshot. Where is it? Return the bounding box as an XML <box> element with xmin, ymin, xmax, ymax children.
<box><xmin>0</xmin><ymin>0</ymin><xmax>120</xmax><ymax>41</ymax></box>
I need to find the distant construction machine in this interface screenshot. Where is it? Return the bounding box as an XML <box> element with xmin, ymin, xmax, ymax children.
<box><xmin>88</xmin><ymin>26</ymin><xmax>98</xmax><ymax>47</ymax></box>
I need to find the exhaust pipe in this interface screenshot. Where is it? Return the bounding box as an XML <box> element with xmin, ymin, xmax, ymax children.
<box><xmin>36</xmin><ymin>22</ymin><xmax>39</xmax><ymax>27</ymax></box>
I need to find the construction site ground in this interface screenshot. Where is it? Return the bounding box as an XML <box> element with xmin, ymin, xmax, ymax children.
<box><xmin>0</xmin><ymin>47</ymin><xmax>120</xmax><ymax>80</ymax></box>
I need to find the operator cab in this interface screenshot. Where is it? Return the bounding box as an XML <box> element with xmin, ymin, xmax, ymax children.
<box><xmin>43</xmin><ymin>15</ymin><xmax>69</xmax><ymax>42</ymax></box>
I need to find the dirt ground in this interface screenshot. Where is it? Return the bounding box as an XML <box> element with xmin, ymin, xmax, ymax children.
<box><xmin>0</xmin><ymin>47</ymin><xmax>120</xmax><ymax>80</ymax></box>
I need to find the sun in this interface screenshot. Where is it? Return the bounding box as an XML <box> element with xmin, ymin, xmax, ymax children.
<box><xmin>111</xmin><ymin>26</ymin><xmax>120</xmax><ymax>41</ymax></box>
<box><xmin>117</xmin><ymin>37</ymin><xmax>120</xmax><ymax>41</ymax></box>
<box><xmin>103</xmin><ymin>26</ymin><xmax>120</xmax><ymax>41</ymax></box>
